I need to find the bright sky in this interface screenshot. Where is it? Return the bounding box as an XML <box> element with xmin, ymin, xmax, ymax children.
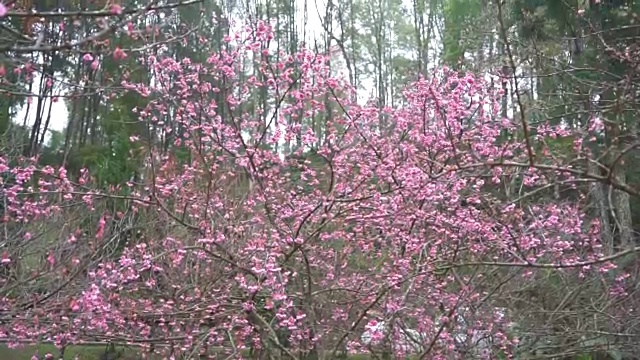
<box><xmin>14</xmin><ymin>74</ymin><xmax>69</xmax><ymax>132</ymax></box>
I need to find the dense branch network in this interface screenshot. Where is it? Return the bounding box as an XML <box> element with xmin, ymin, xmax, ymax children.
<box><xmin>0</xmin><ymin>1</ymin><xmax>640</xmax><ymax>359</ymax></box>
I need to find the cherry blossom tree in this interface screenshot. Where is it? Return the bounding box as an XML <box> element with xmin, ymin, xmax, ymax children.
<box><xmin>0</xmin><ymin>20</ymin><xmax>636</xmax><ymax>360</ymax></box>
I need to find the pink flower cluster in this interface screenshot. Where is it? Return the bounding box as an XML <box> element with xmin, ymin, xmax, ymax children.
<box><xmin>0</xmin><ymin>20</ymin><xmax>627</xmax><ymax>359</ymax></box>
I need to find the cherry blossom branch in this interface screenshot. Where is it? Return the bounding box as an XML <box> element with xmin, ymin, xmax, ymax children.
<box><xmin>445</xmin><ymin>159</ymin><xmax>640</xmax><ymax>197</ymax></box>
<box><xmin>496</xmin><ymin>0</ymin><xmax>535</xmax><ymax>165</ymax></box>
<box><xmin>442</xmin><ymin>245</ymin><xmax>640</xmax><ymax>270</ymax></box>
<box><xmin>5</xmin><ymin>0</ymin><xmax>202</xmax><ymax>18</ymax></box>
<box><xmin>0</xmin><ymin>0</ymin><xmax>167</xmax><ymax>53</ymax></box>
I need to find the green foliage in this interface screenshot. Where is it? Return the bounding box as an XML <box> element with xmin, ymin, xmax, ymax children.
<box><xmin>0</xmin><ymin>96</ymin><xmax>12</xmax><ymax>136</ymax></box>
<box><xmin>47</xmin><ymin>129</ymin><xmax>65</xmax><ymax>151</ymax></box>
<box><xmin>174</xmin><ymin>146</ymin><xmax>192</xmax><ymax>166</ymax></box>
<box><xmin>512</xmin><ymin>0</ymin><xmax>577</xmax><ymax>39</ymax></box>
<box><xmin>443</xmin><ymin>0</ymin><xmax>482</xmax><ymax>68</ymax></box>
<box><xmin>62</xmin><ymin>133</ymin><xmax>140</xmax><ymax>188</ymax></box>
<box><xmin>0</xmin><ymin>344</ymin><xmax>143</xmax><ymax>360</ymax></box>
<box><xmin>285</xmin><ymin>150</ymin><xmax>330</xmax><ymax>193</ymax></box>
<box><xmin>93</xmin><ymin>141</ymin><xmax>134</xmax><ymax>185</ymax></box>
<box><xmin>543</xmin><ymin>134</ymin><xmax>575</xmax><ymax>157</ymax></box>
<box><xmin>60</xmin><ymin>73</ymin><xmax>149</xmax><ymax>187</ymax></box>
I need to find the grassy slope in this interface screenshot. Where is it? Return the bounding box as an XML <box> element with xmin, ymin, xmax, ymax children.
<box><xmin>0</xmin><ymin>344</ymin><xmax>143</xmax><ymax>360</ymax></box>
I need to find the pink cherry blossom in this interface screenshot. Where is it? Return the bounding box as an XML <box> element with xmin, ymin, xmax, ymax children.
<box><xmin>113</xmin><ymin>47</ymin><xmax>127</xmax><ymax>61</ymax></box>
<box><xmin>110</xmin><ymin>4</ymin><xmax>123</xmax><ymax>15</ymax></box>
<box><xmin>0</xmin><ymin>19</ymin><xmax>631</xmax><ymax>360</ymax></box>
